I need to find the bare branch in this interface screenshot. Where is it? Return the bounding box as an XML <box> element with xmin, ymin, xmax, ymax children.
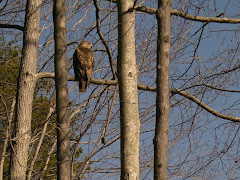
<box><xmin>101</xmin><ymin>84</ymin><xmax>118</xmax><ymax>144</ymax></box>
<box><xmin>26</xmin><ymin>93</ymin><xmax>55</xmax><ymax>180</ymax></box>
<box><xmin>0</xmin><ymin>96</ymin><xmax>15</xmax><ymax>180</ymax></box>
<box><xmin>203</xmin><ymin>84</ymin><xmax>240</xmax><ymax>93</ymax></box>
<box><xmin>93</xmin><ymin>0</ymin><xmax>116</xmax><ymax>79</ymax></box>
<box><xmin>135</xmin><ymin>6</ymin><xmax>156</xmax><ymax>14</ymax></box>
<box><xmin>106</xmin><ymin>0</ymin><xmax>240</xmax><ymax>24</ymax></box>
<box><xmin>39</xmin><ymin>139</ymin><xmax>57</xmax><ymax>180</ymax></box>
<box><xmin>0</xmin><ymin>23</ymin><xmax>24</xmax><ymax>31</ymax></box>
<box><xmin>171</xmin><ymin>10</ymin><xmax>240</xmax><ymax>23</ymax></box>
<box><xmin>171</xmin><ymin>88</ymin><xmax>240</xmax><ymax>122</ymax></box>
<box><xmin>36</xmin><ymin>72</ymin><xmax>156</xmax><ymax>91</ymax></box>
<box><xmin>36</xmin><ymin>72</ymin><xmax>240</xmax><ymax>122</ymax></box>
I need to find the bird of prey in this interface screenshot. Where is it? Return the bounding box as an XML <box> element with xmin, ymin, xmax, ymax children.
<box><xmin>73</xmin><ymin>41</ymin><xmax>94</xmax><ymax>92</ymax></box>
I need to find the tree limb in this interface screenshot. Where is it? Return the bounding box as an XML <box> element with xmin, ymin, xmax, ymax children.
<box><xmin>36</xmin><ymin>72</ymin><xmax>240</xmax><ymax>122</ymax></box>
<box><xmin>36</xmin><ymin>72</ymin><xmax>156</xmax><ymax>91</ymax></box>
<box><xmin>0</xmin><ymin>23</ymin><xmax>24</xmax><ymax>31</ymax></box>
<box><xmin>171</xmin><ymin>88</ymin><xmax>240</xmax><ymax>122</ymax></box>
<box><xmin>171</xmin><ymin>10</ymin><xmax>240</xmax><ymax>23</ymax></box>
<box><xmin>26</xmin><ymin>93</ymin><xmax>55</xmax><ymax>180</ymax></box>
<box><xmin>93</xmin><ymin>0</ymin><xmax>116</xmax><ymax>80</ymax></box>
<box><xmin>0</xmin><ymin>96</ymin><xmax>15</xmax><ymax>180</ymax></box>
<box><xmin>105</xmin><ymin>0</ymin><xmax>240</xmax><ymax>24</ymax></box>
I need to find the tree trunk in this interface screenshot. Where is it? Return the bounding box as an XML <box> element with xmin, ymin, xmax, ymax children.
<box><xmin>53</xmin><ymin>0</ymin><xmax>70</xmax><ymax>179</ymax></box>
<box><xmin>9</xmin><ymin>0</ymin><xmax>42</xmax><ymax>179</ymax></box>
<box><xmin>117</xmin><ymin>1</ymin><xmax>140</xmax><ymax>179</ymax></box>
<box><xmin>154</xmin><ymin>0</ymin><xmax>172</xmax><ymax>179</ymax></box>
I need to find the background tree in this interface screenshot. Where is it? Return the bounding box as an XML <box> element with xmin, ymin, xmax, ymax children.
<box><xmin>0</xmin><ymin>39</ymin><xmax>58</xmax><ymax>180</ymax></box>
<box><xmin>53</xmin><ymin>0</ymin><xmax>71</xmax><ymax>179</ymax></box>
<box><xmin>0</xmin><ymin>40</ymin><xmax>19</xmax><ymax>180</ymax></box>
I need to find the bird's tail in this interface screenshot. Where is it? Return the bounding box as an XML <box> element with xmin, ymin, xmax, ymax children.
<box><xmin>79</xmin><ymin>79</ymin><xmax>87</xmax><ymax>92</ymax></box>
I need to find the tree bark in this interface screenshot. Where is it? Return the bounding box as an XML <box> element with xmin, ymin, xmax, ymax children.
<box><xmin>154</xmin><ymin>0</ymin><xmax>172</xmax><ymax>179</ymax></box>
<box><xmin>117</xmin><ymin>1</ymin><xmax>140</xmax><ymax>179</ymax></box>
<box><xmin>53</xmin><ymin>0</ymin><xmax>70</xmax><ymax>179</ymax></box>
<box><xmin>9</xmin><ymin>0</ymin><xmax>42</xmax><ymax>179</ymax></box>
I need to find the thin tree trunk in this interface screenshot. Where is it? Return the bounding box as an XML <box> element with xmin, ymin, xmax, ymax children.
<box><xmin>53</xmin><ymin>0</ymin><xmax>70</xmax><ymax>179</ymax></box>
<box><xmin>26</xmin><ymin>94</ymin><xmax>55</xmax><ymax>180</ymax></box>
<box><xmin>9</xmin><ymin>0</ymin><xmax>42</xmax><ymax>179</ymax></box>
<box><xmin>154</xmin><ymin>0</ymin><xmax>172</xmax><ymax>179</ymax></box>
<box><xmin>39</xmin><ymin>139</ymin><xmax>57</xmax><ymax>180</ymax></box>
<box><xmin>0</xmin><ymin>97</ymin><xmax>15</xmax><ymax>180</ymax></box>
<box><xmin>117</xmin><ymin>1</ymin><xmax>140</xmax><ymax>179</ymax></box>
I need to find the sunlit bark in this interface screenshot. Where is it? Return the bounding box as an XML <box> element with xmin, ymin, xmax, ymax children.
<box><xmin>10</xmin><ymin>0</ymin><xmax>42</xmax><ymax>179</ymax></box>
<box><xmin>117</xmin><ymin>0</ymin><xmax>140</xmax><ymax>179</ymax></box>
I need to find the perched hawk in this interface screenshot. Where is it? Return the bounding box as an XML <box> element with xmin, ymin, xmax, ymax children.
<box><xmin>73</xmin><ymin>41</ymin><xmax>94</xmax><ymax>92</ymax></box>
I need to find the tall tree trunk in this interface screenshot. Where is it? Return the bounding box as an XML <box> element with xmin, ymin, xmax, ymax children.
<box><xmin>53</xmin><ymin>0</ymin><xmax>70</xmax><ymax>179</ymax></box>
<box><xmin>154</xmin><ymin>0</ymin><xmax>172</xmax><ymax>179</ymax></box>
<box><xmin>10</xmin><ymin>0</ymin><xmax>42</xmax><ymax>179</ymax></box>
<box><xmin>117</xmin><ymin>1</ymin><xmax>140</xmax><ymax>179</ymax></box>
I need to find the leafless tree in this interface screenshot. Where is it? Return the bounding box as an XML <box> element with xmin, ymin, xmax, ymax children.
<box><xmin>117</xmin><ymin>0</ymin><xmax>141</xmax><ymax>179</ymax></box>
<box><xmin>154</xmin><ymin>0</ymin><xmax>172</xmax><ymax>179</ymax></box>
<box><xmin>9</xmin><ymin>0</ymin><xmax>42</xmax><ymax>179</ymax></box>
<box><xmin>53</xmin><ymin>0</ymin><xmax>71</xmax><ymax>179</ymax></box>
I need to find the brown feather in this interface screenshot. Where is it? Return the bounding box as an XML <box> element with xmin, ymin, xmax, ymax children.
<box><xmin>73</xmin><ymin>41</ymin><xmax>94</xmax><ymax>92</ymax></box>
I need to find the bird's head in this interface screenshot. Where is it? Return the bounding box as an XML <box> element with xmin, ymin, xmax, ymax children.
<box><xmin>79</xmin><ymin>41</ymin><xmax>92</xmax><ymax>49</ymax></box>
